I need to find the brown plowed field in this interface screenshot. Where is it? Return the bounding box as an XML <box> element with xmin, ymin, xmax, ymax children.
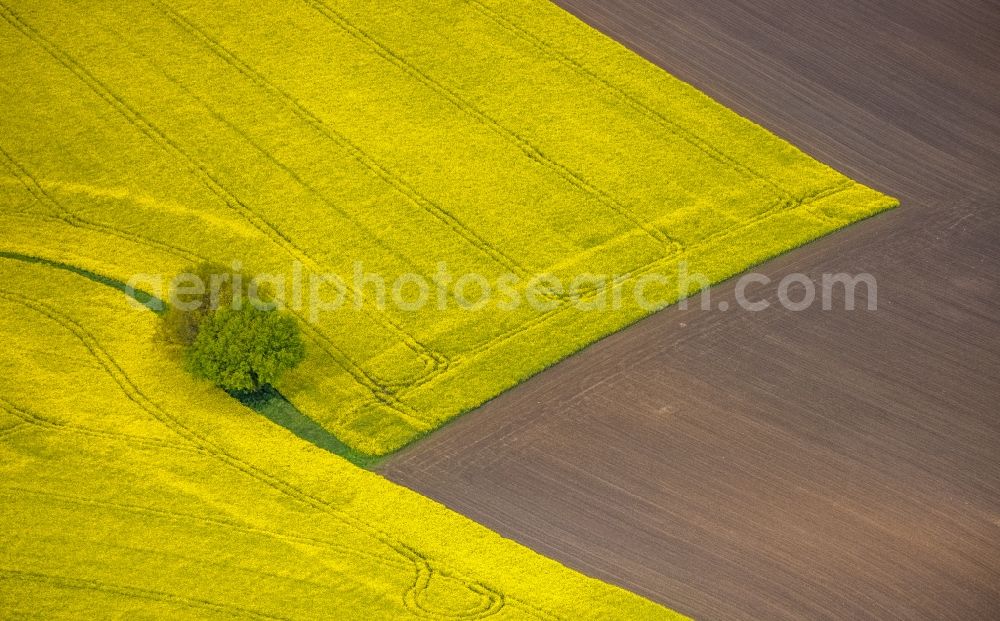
<box><xmin>380</xmin><ymin>1</ymin><xmax>1000</xmax><ymax>618</ymax></box>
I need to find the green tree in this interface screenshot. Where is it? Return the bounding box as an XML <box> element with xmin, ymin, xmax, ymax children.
<box><xmin>159</xmin><ymin>262</ymin><xmax>277</xmax><ymax>346</ymax></box>
<box><xmin>159</xmin><ymin>262</ymin><xmax>233</xmax><ymax>346</ymax></box>
<box><xmin>185</xmin><ymin>304</ymin><xmax>305</xmax><ymax>393</ymax></box>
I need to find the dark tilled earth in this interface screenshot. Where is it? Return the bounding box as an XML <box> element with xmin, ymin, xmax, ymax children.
<box><xmin>380</xmin><ymin>1</ymin><xmax>1000</xmax><ymax>619</ymax></box>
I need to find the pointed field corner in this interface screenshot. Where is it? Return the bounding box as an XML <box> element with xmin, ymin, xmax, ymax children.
<box><xmin>0</xmin><ymin>0</ymin><xmax>895</xmax><ymax>459</ymax></box>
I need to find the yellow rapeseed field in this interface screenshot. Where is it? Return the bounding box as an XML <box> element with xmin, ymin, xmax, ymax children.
<box><xmin>0</xmin><ymin>0</ymin><xmax>895</xmax><ymax>456</ymax></box>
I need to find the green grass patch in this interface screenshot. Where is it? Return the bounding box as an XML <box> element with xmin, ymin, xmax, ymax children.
<box><xmin>237</xmin><ymin>387</ymin><xmax>382</xmax><ymax>468</ymax></box>
<box><xmin>0</xmin><ymin>251</ymin><xmax>165</xmax><ymax>312</ymax></box>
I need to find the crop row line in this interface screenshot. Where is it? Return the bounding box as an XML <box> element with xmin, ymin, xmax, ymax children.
<box><xmin>0</xmin><ymin>396</ymin><xmax>201</xmax><ymax>455</ymax></box>
<box><xmin>0</xmin><ymin>486</ymin><xmax>411</xmax><ymax>571</ymax></box>
<box><xmin>0</xmin><ymin>568</ymin><xmax>288</xmax><ymax>620</ymax></box>
<box><xmin>0</xmin><ymin>422</ymin><xmax>26</xmax><ymax>438</ymax></box>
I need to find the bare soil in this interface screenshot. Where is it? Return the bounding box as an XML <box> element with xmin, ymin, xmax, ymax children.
<box><xmin>380</xmin><ymin>1</ymin><xmax>1000</xmax><ymax>618</ymax></box>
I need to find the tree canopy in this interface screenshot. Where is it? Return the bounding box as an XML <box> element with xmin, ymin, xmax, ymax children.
<box><xmin>160</xmin><ymin>263</ymin><xmax>304</xmax><ymax>393</ymax></box>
